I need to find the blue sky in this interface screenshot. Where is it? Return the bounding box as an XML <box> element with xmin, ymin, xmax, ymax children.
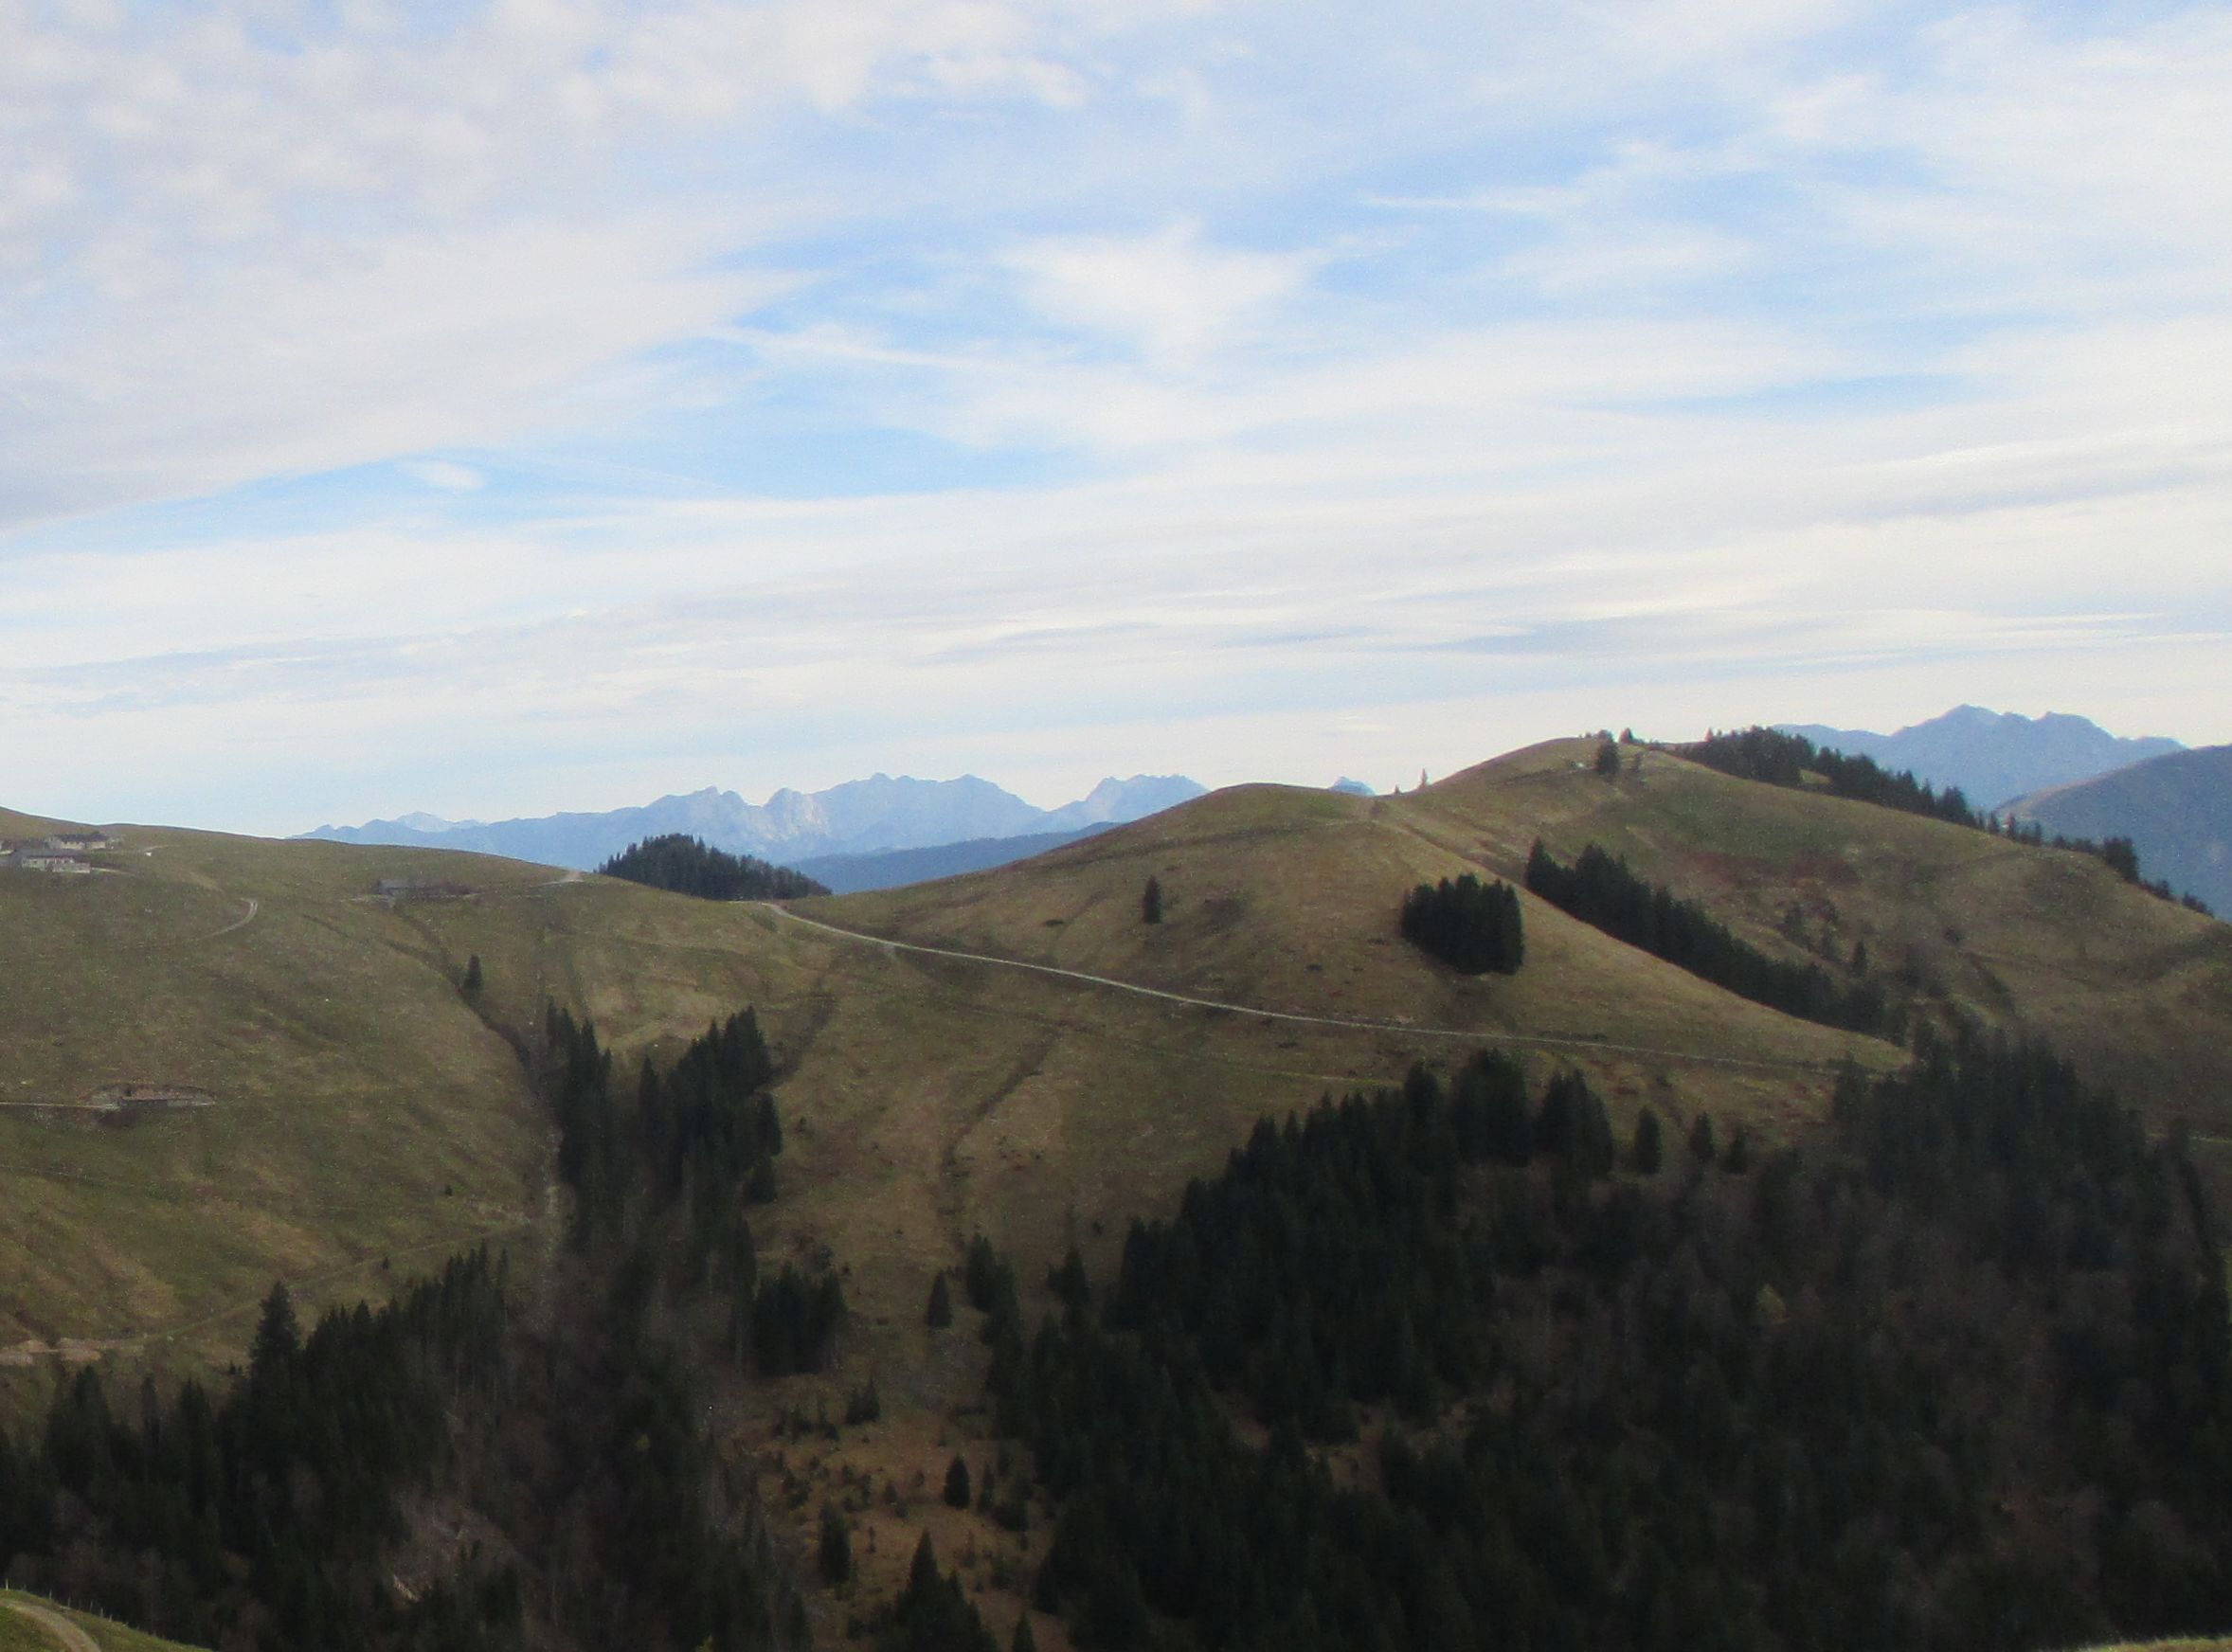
<box><xmin>2</xmin><ymin>0</ymin><xmax>2227</xmax><ymax>834</ymax></box>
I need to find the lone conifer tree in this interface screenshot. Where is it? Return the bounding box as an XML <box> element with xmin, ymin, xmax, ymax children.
<box><xmin>926</xmin><ymin>1272</ymin><xmax>953</xmax><ymax>1329</ymax></box>
<box><xmin>1142</xmin><ymin>875</ymin><xmax>1163</xmax><ymax>925</ymax></box>
<box><xmin>1722</xmin><ymin>1125</ymin><xmax>1753</xmax><ymax>1175</ymax></box>
<box><xmin>461</xmin><ymin>954</ymin><xmax>483</xmax><ymax>997</ymax></box>
<box><xmin>1631</xmin><ymin>1106</ymin><xmax>1664</xmax><ymax>1175</ymax></box>
<box><xmin>944</xmin><ymin>1454</ymin><xmax>972</xmax><ymax>1508</ymax></box>
<box><xmin>819</xmin><ymin>1504</ymin><xmax>852</xmax><ymax>1585</ymax></box>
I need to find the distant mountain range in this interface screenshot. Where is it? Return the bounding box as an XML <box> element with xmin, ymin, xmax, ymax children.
<box><xmin>298</xmin><ymin>773</ymin><xmax>1206</xmax><ymax>872</ymax></box>
<box><xmin>2004</xmin><ymin>745</ymin><xmax>2232</xmax><ymax>916</ymax></box>
<box><xmin>1779</xmin><ymin>705</ymin><xmax>2183</xmax><ymax>811</ymax></box>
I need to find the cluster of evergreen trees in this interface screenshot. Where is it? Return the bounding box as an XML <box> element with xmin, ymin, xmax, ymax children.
<box><xmin>1525</xmin><ymin>839</ymin><xmax>1890</xmax><ymax>1035</ymax></box>
<box><xmin>977</xmin><ymin>1032</ymin><xmax>2232</xmax><ymax>1651</ymax></box>
<box><xmin>597</xmin><ymin>835</ymin><xmax>828</xmax><ymax>901</ymax></box>
<box><xmin>0</xmin><ymin>1250</ymin><xmax>809</xmax><ymax>1652</ymax></box>
<box><xmin>0</xmin><ymin>1006</ymin><xmax>830</xmax><ymax>1652</ymax></box>
<box><xmin>1684</xmin><ymin>727</ymin><xmax>1984</xmax><ymax>827</ymax></box>
<box><xmin>1397</xmin><ymin>873</ymin><xmax>1524</xmax><ymax>975</ymax></box>
<box><xmin>1102</xmin><ymin>1055</ymin><xmax>1630</xmax><ymax>1437</ymax></box>
<box><xmin>0</xmin><ymin>1252</ymin><xmax>515</xmax><ymax>1650</ymax></box>
<box><xmin>1684</xmin><ymin>727</ymin><xmax>2212</xmax><ymax>913</ymax></box>
<box><xmin>544</xmin><ymin>1005</ymin><xmax>843</xmax><ymax>1376</ymax></box>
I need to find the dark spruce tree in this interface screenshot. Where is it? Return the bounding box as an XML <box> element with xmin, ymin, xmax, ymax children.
<box><xmin>1142</xmin><ymin>875</ymin><xmax>1163</xmax><ymax>924</ymax></box>
<box><xmin>819</xmin><ymin>1504</ymin><xmax>854</xmax><ymax>1587</ymax></box>
<box><xmin>1399</xmin><ymin>872</ymin><xmax>1524</xmax><ymax>975</ymax></box>
<box><xmin>1630</xmin><ymin>1105</ymin><xmax>1664</xmax><ymax>1174</ymax></box>
<box><xmin>883</xmin><ymin>1535</ymin><xmax>999</xmax><ymax>1652</ymax></box>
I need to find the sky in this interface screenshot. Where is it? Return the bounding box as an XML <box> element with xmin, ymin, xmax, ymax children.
<box><xmin>2</xmin><ymin>0</ymin><xmax>2228</xmax><ymax>835</ymax></box>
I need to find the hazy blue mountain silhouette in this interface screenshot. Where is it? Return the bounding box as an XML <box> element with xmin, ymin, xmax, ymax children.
<box><xmin>2004</xmin><ymin>745</ymin><xmax>2232</xmax><ymax>916</ymax></box>
<box><xmin>1779</xmin><ymin>705</ymin><xmax>2182</xmax><ymax>811</ymax></box>
<box><xmin>299</xmin><ymin>772</ymin><xmax>1204</xmax><ymax>872</ymax></box>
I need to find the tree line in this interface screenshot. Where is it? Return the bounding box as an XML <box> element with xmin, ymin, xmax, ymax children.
<box><xmin>1525</xmin><ymin>838</ymin><xmax>1891</xmax><ymax>1035</ymax></box>
<box><xmin>543</xmin><ymin>1005</ymin><xmax>844</xmax><ymax>1377</ymax></box>
<box><xmin>0</xmin><ymin>1011</ymin><xmax>837</xmax><ymax>1652</ymax></box>
<box><xmin>597</xmin><ymin>835</ymin><xmax>828</xmax><ymax>901</ymax></box>
<box><xmin>0</xmin><ymin>1251</ymin><xmax>518</xmax><ymax>1650</ymax></box>
<box><xmin>976</xmin><ymin>1031</ymin><xmax>2232</xmax><ymax>1652</ymax></box>
<box><xmin>1398</xmin><ymin>873</ymin><xmax>1523</xmax><ymax>975</ymax></box>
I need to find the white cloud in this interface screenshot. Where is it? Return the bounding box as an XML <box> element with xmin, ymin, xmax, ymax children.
<box><xmin>5</xmin><ymin>0</ymin><xmax>2232</xmax><ymax>833</ymax></box>
<box><xmin>0</xmin><ymin>214</ymin><xmax>772</xmax><ymax>525</ymax></box>
<box><xmin>1001</xmin><ymin>220</ymin><xmax>1318</xmax><ymax>368</ymax></box>
<box><xmin>404</xmin><ymin>459</ymin><xmax>488</xmax><ymax>493</ymax></box>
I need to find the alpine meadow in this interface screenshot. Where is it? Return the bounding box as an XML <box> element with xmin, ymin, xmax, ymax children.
<box><xmin>7</xmin><ymin>1</ymin><xmax>2232</xmax><ymax>1649</ymax></box>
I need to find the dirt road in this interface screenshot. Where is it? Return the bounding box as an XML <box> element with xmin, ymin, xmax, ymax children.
<box><xmin>761</xmin><ymin>906</ymin><xmax>1852</xmax><ymax>1076</ymax></box>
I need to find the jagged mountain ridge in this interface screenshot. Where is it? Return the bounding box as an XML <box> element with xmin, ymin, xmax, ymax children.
<box><xmin>298</xmin><ymin>771</ymin><xmax>1205</xmax><ymax>871</ymax></box>
<box><xmin>1779</xmin><ymin>704</ymin><xmax>2183</xmax><ymax>811</ymax></box>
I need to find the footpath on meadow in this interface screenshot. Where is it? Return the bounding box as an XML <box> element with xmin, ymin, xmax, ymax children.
<box><xmin>761</xmin><ymin>904</ymin><xmax>1848</xmax><ymax>1076</ymax></box>
<box><xmin>1</xmin><ymin>1595</ymin><xmax>102</xmax><ymax>1652</ymax></box>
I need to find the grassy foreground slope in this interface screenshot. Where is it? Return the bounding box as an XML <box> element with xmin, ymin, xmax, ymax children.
<box><xmin>7</xmin><ymin>746</ymin><xmax>2232</xmax><ymax>1647</ymax></box>
<box><xmin>0</xmin><ymin>809</ymin><xmax>557</xmax><ymax>1380</ymax></box>
<box><xmin>1406</xmin><ymin>738</ymin><xmax>2232</xmax><ymax>1122</ymax></box>
<box><xmin>832</xmin><ymin>736</ymin><xmax>2230</xmax><ymax>1130</ymax></box>
<box><xmin>3</xmin><ymin>757</ymin><xmax>1903</xmax><ymax>1393</ymax></box>
<box><xmin>0</xmin><ymin>1589</ymin><xmax>205</xmax><ymax>1651</ymax></box>
<box><xmin>8</xmin><ymin>735</ymin><xmax>2225</xmax><ymax>1386</ymax></box>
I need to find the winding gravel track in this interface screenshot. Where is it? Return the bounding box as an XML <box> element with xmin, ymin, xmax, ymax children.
<box><xmin>760</xmin><ymin>905</ymin><xmax>1850</xmax><ymax>1076</ymax></box>
<box><xmin>201</xmin><ymin>895</ymin><xmax>259</xmax><ymax>941</ymax></box>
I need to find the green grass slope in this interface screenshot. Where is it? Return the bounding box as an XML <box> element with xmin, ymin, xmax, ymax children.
<box><xmin>8</xmin><ymin>756</ymin><xmax>2232</xmax><ymax>1650</ymax></box>
<box><xmin>1412</xmin><ymin>737</ymin><xmax>2230</xmax><ymax>1125</ymax></box>
<box><xmin>0</xmin><ymin>815</ymin><xmax>564</xmax><ymax>1379</ymax></box>
<box><xmin>0</xmin><ymin>1590</ymin><xmax>206</xmax><ymax>1651</ymax></box>
<box><xmin>0</xmin><ymin>770</ymin><xmax>1893</xmax><ymax>1412</ymax></box>
<box><xmin>826</xmin><ymin>734</ymin><xmax>2232</xmax><ymax>1196</ymax></box>
<box><xmin>10</xmin><ymin>737</ymin><xmax>2227</xmax><ymax>1395</ymax></box>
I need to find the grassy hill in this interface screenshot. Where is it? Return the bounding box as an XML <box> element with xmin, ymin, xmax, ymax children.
<box><xmin>837</xmin><ymin>736</ymin><xmax>2230</xmax><ymax>1128</ymax></box>
<box><xmin>0</xmin><ymin>753</ymin><xmax>1893</xmax><ymax>1392</ymax></box>
<box><xmin>0</xmin><ymin>807</ymin><xmax>557</xmax><ymax>1388</ymax></box>
<box><xmin>10</xmin><ymin>738</ymin><xmax>2227</xmax><ymax>1383</ymax></box>
<box><xmin>1414</xmin><ymin>739</ymin><xmax>2231</xmax><ymax>1118</ymax></box>
<box><xmin>7</xmin><ymin>741</ymin><xmax>2231</xmax><ymax>1644</ymax></box>
<box><xmin>0</xmin><ymin>1590</ymin><xmax>205</xmax><ymax>1651</ymax></box>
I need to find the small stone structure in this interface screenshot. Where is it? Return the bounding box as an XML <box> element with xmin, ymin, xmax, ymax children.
<box><xmin>43</xmin><ymin>831</ymin><xmax>114</xmax><ymax>853</ymax></box>
<box><xmin>85</xmin><ymin>1083</ymin><xmax>216</xmax><ymax>1114</ymax></box>
<box><xmin>1</xmin><ymin>847</ymin><xmax>90</xmax><ymax>874</ymax></box>
<box><xmin>0</xmin><ymin>829</ymin><xmax>112</xmax><ymax>874</ymax></box>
